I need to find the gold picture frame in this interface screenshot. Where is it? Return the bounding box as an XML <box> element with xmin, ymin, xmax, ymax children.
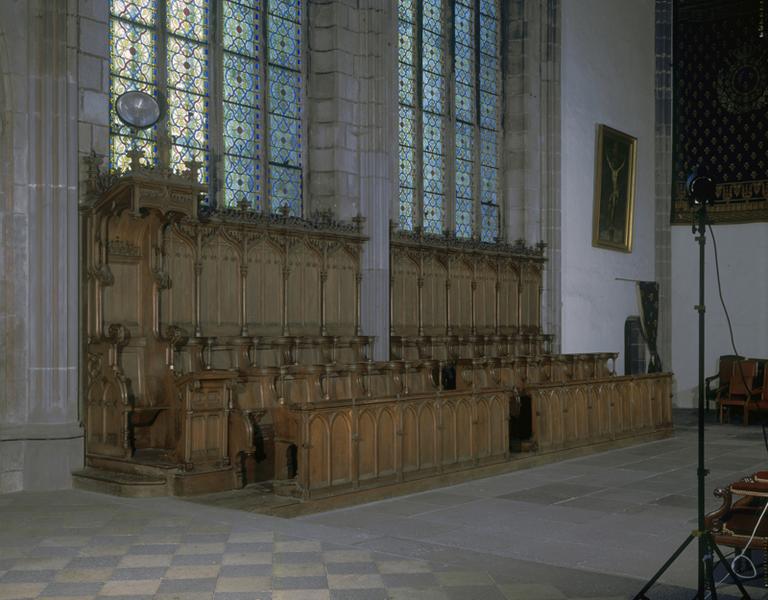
<box><xmin>592</xmin><ymin>125</ymin><xmax>637</xmax><ymax>252</ymax></box>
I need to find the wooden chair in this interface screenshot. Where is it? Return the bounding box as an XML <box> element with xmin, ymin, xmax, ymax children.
<box><xmin>719</xmin><ymin>360</ymin><xmax>761</xmax><ymax>425</ymax></box>
<box><xmin>706</xmin><ymin>354</ymin><xmax>743</xmax><ymax>413</ymax></box>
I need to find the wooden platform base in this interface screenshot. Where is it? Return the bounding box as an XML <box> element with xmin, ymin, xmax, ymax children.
<box><xmin>74</xmin><ymin>427</ymin><xmax>674</xmax><ymax>513</ymax></box>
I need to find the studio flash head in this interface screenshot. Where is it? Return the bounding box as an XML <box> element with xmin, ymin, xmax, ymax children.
<box><xmin>686</xmin><ymin>167</ymin><xmax>716</xmax><ymax>207</ymax></box>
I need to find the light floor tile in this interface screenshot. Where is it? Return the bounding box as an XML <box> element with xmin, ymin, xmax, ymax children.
<box><xmin>322</xmin><ymin>551</ymin><xmax>373</xmax><ymax>563</ymax></box>
<box><xmin>98</xmin><ymin>579</ymin><xmax>161</xmax><ymax>596</ymax></box>
<box><xmin>0</xmin><ymin>583</ymin><xmax>47</xmax><ymax>599</ymax></box>
<box><xmin>376</xmin><ymin>560</ymin><xmax>432</xmax><ymax>574</ymax></box>
<box><xmin>327</xmin><ymin>573</ymin><xmax>385</xmax><ymax>589</ymax></box>
<box><xmin>273</xmin><ymin>563</ymin><xmax>325</xmax><ymax>577</ymax></box>
<box><xmin>272</xmin><ymin>591</ymin><xmax>330</xmax><ymax>600</ymax></box>
<box><xmin>274</xmin><ymin>541</ymin><xmax>322</xmax><ymax>553</ymax></box>
<box><xmin>54</xmin><ymin>568</ymin><xmax>113</xmax><ymax>582</ymax></box>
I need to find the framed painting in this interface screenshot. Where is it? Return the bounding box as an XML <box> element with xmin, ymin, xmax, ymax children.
<box><xmin>592</xmin><ymin>125</ymin><xmax>637</xmax><ymax>252</ymax></box>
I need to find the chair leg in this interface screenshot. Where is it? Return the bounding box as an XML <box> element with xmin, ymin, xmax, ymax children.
<box><xmin>744</xmin><ymin>404</ymin><xmax>749</xmax><ymax>426</ymax></box>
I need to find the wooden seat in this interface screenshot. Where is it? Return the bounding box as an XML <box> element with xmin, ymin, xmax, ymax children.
<box><xmin>719</xmin><ymin>360</ymin><xmax>761</xmax><ymax>425</ymax></box>
<box><xmin>706</xmin><ymin>354</ymin><xmax>742</xmax><ymax>413</ymax></box>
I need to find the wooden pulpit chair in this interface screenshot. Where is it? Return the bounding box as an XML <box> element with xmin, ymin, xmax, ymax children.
<box><xmin>706</xmin><ymin>354</ymin><xmax>742</xmax><ymax>413</ymax></box>
<box><xmin>719</xmin><ymin>359</ymin><xmax>761</xmax><ymax>425</ymax></box>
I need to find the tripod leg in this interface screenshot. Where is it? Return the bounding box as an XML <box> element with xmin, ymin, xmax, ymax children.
<box><xmin>633</xmin><ymin>534</ymin><xmax>696</xmax><ymax>600</ymax></box>
<box><xmin>708</xmin><ymin>535</ymin><xmax>752</xmax><ymax>599</ymax></box>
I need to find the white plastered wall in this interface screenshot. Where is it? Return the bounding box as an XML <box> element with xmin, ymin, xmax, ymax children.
<box><xmin>560</xmin><ymin>0</ymin><xmax>656</xmax><ymax>375</ymax></box>
<box><xmin>671</xmin><ymin>224</ymin><xmax>768</xmax><ymax>407</ymax></box>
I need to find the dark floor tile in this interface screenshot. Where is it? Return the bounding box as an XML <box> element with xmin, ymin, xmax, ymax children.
<box><xmin>0</xmin><ymin>569</ymin><xmax>56</xmax><ymax>583</ymax></box>
<box><xmin>443</xmin><ymin>585</ymin><xmax>507</xmax><ymax>600</ymax></box>
<box><xmin>157</xmin><ymin>577</ymin><xmax>218</xmax><ymax>593</ymax></box>
<box><xmin>273</xmin><ymin>552</ymin><xmax>324</xmax><ymax>564</ymax></box>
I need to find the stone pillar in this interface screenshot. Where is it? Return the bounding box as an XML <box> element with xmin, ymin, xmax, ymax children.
<box><xmin>0</xmin><ymin>0</ymin><xmax>83</xmax><ymax>493</ymax></box>
<box><xmin>655</xmin><ymin>0</ymin><xmax>673</xmax><ymax>371</ymax></box>
<box><xmin>504</xmin><ymin>0</ymin><xmax>562</xmax><ymax>350</ymax></box>
<box><xmin>308</xmin><ymin>1</ymin><xmax>392</xmax><ymax>360</ymax></box>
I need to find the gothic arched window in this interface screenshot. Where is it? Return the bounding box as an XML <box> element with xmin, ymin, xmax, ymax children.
<box><xmin>398</xmin><ymin>0</ymin><xmax>501</xmax><ymax>242</ymax></box>
<box><xmin>109</xmin><ymin>0</ymin><xmax>304</xmax><ymax>216</ymax></box>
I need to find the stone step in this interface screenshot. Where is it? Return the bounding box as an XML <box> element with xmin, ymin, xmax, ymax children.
<box><xmin>72</xmin><ymin>467</ymin><xmax>169</xmax><ymax>498</ymax></box>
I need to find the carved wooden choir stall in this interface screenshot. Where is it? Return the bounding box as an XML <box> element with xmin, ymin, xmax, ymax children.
<box><xmin>76</xmin><ymin>157</ymin><xmax>673</xmax><ymax>498</ymax></box>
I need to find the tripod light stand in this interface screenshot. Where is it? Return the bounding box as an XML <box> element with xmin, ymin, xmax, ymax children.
<box><xmin>632</xmin><ymin>172</ymin><xmax>751</xmax><ymax>600</ymax></box>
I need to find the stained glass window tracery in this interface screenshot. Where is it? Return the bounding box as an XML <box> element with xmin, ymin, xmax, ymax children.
<box><xmin>109</xmin><ymin>0</ymin><xmax>303</xmax><ymax>215</ymax></box>
<box><xmin>397</xmin><ymin>0</ymin><xmax>502</xmax><ymax>242</ymax></box>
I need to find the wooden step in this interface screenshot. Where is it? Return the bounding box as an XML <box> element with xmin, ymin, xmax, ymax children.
<box><xmin>72</xmin><ymin>467</ymin><xmax>170</xmax><ymax>498</ymax></box>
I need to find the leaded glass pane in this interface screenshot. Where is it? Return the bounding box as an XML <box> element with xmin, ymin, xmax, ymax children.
<box><xmin>397</xmin><ymin>0</ymin><xmax>416</xmax><ymax>231</ymax></box>
<box><xmin>423</xmin><ymin>0</ymin><xmax>442</xmax><ymax>34</ymax></box>
<box><xmin>267</xmin><ymin>14</ymin><xmax>300</xmax><ymax>70</ymax></box>
<box><xmin>167</xmin><ymin>0</ymin><xmax>208</xmax><ymax>42</ymax></box>
<box><xmin>399</xmin><ymin>65</ymin><xmax>415</xmax><ymax>106</ymax></box>
<box><xmin>110</xmin><ymin>19</ymin><xmax>156</xmax><ymax>82</ymax></box>
<box><xmin>399</xmin><ymin>188</ymin><xmax>415</xmax><ymax>230</ymax></box>
<box><xmin>480</xmin><ymin>128</ymin><xmax>497</xmax><ymax>167</ymax></box>
<box><xmin>423</xmin><ymin>113</ymin><xmax>442</xmax><ymax>149</ymax></box>
<box><xmin>167</xmin><ymin>88</ymin><xmax>209</xmax><ymax>177</ymax></box>
<box><xmin>224</xmin><ymin>103</ymin><xmax>257</xmax><ymax>157</ymax></box>
<box><xmin>398</xmin><ymin>0</ymin><xmax>414</xmax><ymax>22</ymax></box>
<box><xmin>167</xmin><ymin>37</ymin><xmax>208</xmax><ymax>95</ymax></box>
<box><xmin>479</xmin><ymin>13</ymin><xmax>498</xmax><ymax>50</ymax></box>
<box><xmin>398</xmin><ymin>20</ymin><xmax>415</xmax><ymax>64</ymax></box>
<box><xmin>423</xmin><ymin>193</ymin><xmax>443</xmax><ymax>235</ymax></box>
<box><xmin>481</xmin><ymin>203</ymin><xmax>499</xmax><ymax>243</ymax></box>
<box><xmin>270</xmin><ymin>165</ymin><xmax>301</xmax><ymax>215</ymax></box>
<box><xmin>480</xmin><ymin>165</ymin><xmax>497</xmax><ymax>201</ymax></box>
<box><xmin>111</xmin><ymin>0</ymin><xmax>156</xmax><ymax>25</ymax></box>
<box><xmin>223</xmin><ymin>53</ymin><xmax>258</xmax><ymax>107</ymax></box>
<box><xmin>224</xmin><ymin>154</ymin><xmax>258</xmax><ymax>207</ymax></box>
<box><xmin>399</xmin><ymin>146</ymin><xmax>415</xmax><ymax>187</ymax></box>
<box><xmin>479</xmin><ymin>90</ymin><xmax>497</xmax><ymax>129</ymax></box>
<box><xmin>269</xmin><ymin>68</ymin><xmax>301</xmax><ymax>119</ymax></box>
<box><xmin>223</xmin><ymin>1</ymin><xmax>259</xmax><ymax>58</ymax></box>
<box><xmin>269</xmin><ymin>114</ymin><xmax>301</xmax><ymax>165</ymax></box>
<box><xmin>268</xmin><ymin>0</ymin><xmax>300</xmax><ymax>22</ymax></box>
<box><xmin>423</xmin><ymin>152</ymin><xmax>444</xmax><ymax>195</ymax></box>
<box><xmin>480</xmin><ymin>0</ymin><xmax>497</xmax><ymax>18</ymax></box>
<box><xmin>455</xmin><ymin>197</ymin><xmax>473</xmax><ymax>238</ymax></box>
<box><xmin>399</xmin><ymin>107</ymin><xmax>415</xmax><ymax>147</ymax></box>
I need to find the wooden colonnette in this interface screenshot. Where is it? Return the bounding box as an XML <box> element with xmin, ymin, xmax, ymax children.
<box><xmin>78</xmin><ymin>160</ymin><xmax>673</xmax><ymax>499</ymax></box>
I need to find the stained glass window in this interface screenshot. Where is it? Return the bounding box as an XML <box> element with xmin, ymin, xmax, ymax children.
<box><xmin>478</xmin><ymin>0</ymin><xmax>500</xmax><ymax>242</ymax></box>
<box><xmin>109</xmin><ymin>0</ymin><xmax>304</xmax><ymax>215</ymax></box>
<box><xmin>398</xmin><ymin>0</ymin><xmax>416</xmax><ymax>230</ymax></box>
<box><xmin>267</xmin><ymin>0</ymin><xmax>303</xmax><ymax>217</ymax></box>
<box><xmin>109</xmin><ymin>0</ymin><xmax>158</xmax><ymax>171</ymax></box>
<box><xmin>397</xmin><ymin>0</ymin><xmax>502</xmax><ymax>242</ymax></box>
